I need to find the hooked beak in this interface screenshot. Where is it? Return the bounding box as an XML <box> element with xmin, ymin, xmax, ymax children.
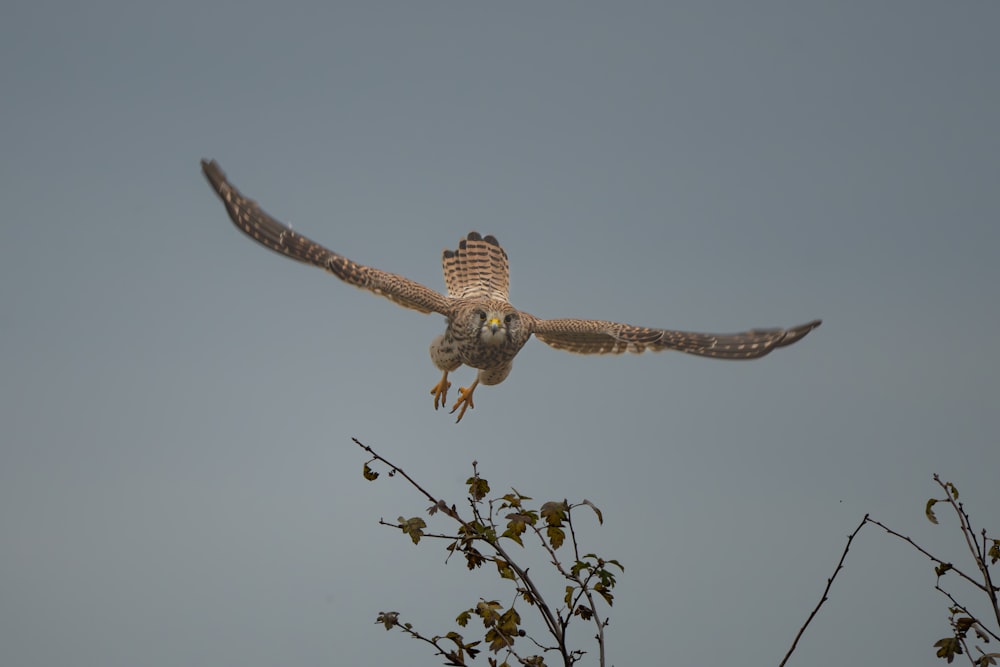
<box><xmin>488</xmin><ymin>317</ymin><xmax>501</xmax><ymax>334</ymax></box>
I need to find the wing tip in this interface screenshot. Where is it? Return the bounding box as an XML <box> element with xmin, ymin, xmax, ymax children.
<box><xmin>776</xmin><ymin>319</ymin><xmax>822</xmax><ymax>348</ymax></box>
<box><xmin>201</xmin><ymin>158</ymin><xmax>227</xmax><ymax>191</ymax></box>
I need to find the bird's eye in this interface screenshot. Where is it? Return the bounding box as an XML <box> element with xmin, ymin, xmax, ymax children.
<box><xmin>479</xmin><ymin>311</ymin><xmax>487</xmax><ymax>320</ymax></box>
<box><xmin>504</xmin><ymin>314</ymin><xmax>513</xmax><ymax>324</ymax></box>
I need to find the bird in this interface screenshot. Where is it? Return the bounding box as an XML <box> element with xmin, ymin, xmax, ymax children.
<box><xmin>201</xmin><ymin>160</ymin><xmax>821</xmax><ymax>422</ymax></box>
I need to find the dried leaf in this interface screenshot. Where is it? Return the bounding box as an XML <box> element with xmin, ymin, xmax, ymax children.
<box><xmin>376</xmin><ymin>610</ymin><xmax>399</xmax><ymax>630</ymax></box>
<box><xmin>398</xmin><ymin>516</ymin><xmax>427</xmax><ymax>544</ymax></box>
<box><xmin>466</xmin><ymin>476</ymin><xmax>490</xmax><ymax>501</ymax></box>
<box><xmin>581</xmin><ymin>499</ymin><xmax>603</xmax><ymax>524</ymax></box>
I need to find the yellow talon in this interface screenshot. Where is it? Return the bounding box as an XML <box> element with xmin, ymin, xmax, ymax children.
<box><xmin>449</xmin><ymin>379</ymin><xmax>479</xmax><ymax>423</ymax></box>
<box><xmin>430</xmin><ymin>371</ymin><xmax>451</xmax><ymax>410</ymax></box>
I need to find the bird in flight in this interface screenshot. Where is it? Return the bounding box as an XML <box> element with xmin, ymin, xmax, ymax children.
<box><xmin>201</xmin><ymin>160</ymin><xmax>821</xmax><ymax>422</ymax></box>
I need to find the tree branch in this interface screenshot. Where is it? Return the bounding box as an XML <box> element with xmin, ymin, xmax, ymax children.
<box><xmin>780</xmin><ymin>514</ymin><xmax>867</xmax><ymax>667</ymax></box>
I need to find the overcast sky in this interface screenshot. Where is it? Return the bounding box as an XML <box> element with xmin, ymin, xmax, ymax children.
<box><xmin>2</xmin><ymin>2</ymin><xmax>998</xmax><ymax>666</ymax></box>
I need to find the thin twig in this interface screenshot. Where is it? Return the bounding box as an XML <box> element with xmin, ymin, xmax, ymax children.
<box><xmin>865</xmin><ymin>517</ymin><xmax>986</xmax><ymax>592</ymax></box>
<box><xmin>935</xmin><ymin>477</ymin><xmax>989</xmax><ymax>582</ymax></box>
<box><xmin>567</xmin><ymin>513</ymin><xmax>607</xmax><ymax>667</ymax></box>
<box><xmin>982</xmin><ymin>528</ymin><xmax>1000</xmax><ymax>628</ymax></box>
<box><xmin>377</xmin><ymin>613</ymin><xmax>458</xmax><ymax>663</ymax></box>
<box><xmin>935</xmin><ymin>582</ymin><xmax>1000</xmax><ymax>642</ymax></box>
<box><xmin>353</xmin><ymin>437</ymin><xmax>441</xmax><ymax>506</ymax></box>
<box><xmin>779</xmin><ymin>514</ymin><xmax>868</xmax><ymax>667</ymax></box>
<box><xmin>931</xmin><ymin>476</ymin><xmax>1000</xmax><ymax>628</ymax></box>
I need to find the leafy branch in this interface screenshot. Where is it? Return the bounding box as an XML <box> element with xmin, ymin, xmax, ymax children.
<box><xmin>870</xmin><ymin>476</ymin><xmax>999</xmax><ymax>665</ymax></box>
<box><xmin>354</xmin><ymin>438</ymin><xmax>621</xmax><ymax>667</ymax></box>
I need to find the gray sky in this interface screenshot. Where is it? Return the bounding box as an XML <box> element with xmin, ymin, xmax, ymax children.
<box><xmin>2</xmin><ymin>2</ymin><xmax>998</xmax><ymax>666</ymax></box>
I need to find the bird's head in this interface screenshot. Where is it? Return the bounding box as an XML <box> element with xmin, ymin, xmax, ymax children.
<box><xmin>472</xmin><ymin>303</ymin><xmax>522</xmax><ymax>346</ymax></box>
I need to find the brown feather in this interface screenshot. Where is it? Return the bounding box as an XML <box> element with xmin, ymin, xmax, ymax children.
<box><xmin>441</xmin><ymin>232</ymin><xmax>510</xmax><ymax>302</ymax></box>
<box><xmin>201</xmin><ymin>160</ymin><xmax>453</xmax><ymax>315</ymax></box>
<box><xmin>532</xmin><ymin>319</ymin><xmax>821</xmax><ymax>359</ymax></box>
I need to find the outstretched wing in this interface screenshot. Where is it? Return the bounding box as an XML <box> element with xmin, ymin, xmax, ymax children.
<box><xmin>531</xmin><ymin>318</ymin><xmax>821</xmax><ymax>359</ymax></box>
<box><xmin>202</xmin><ymin>160</ymin><xmax>453</xmax><ymax>315</ymax></box>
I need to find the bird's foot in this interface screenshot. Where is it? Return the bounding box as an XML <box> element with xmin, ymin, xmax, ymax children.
<box><xmin>430</xmin><ymin>371</ymin><xmax>452</xmax><ymax>410</ymax></box>
<box><xmin>449</xmin><ymin>380</ymin><xmax>479</xmax><ymax>423</ymax></box>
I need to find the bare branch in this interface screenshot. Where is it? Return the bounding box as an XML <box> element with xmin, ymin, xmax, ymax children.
<box><xmin>865</xmin><ymin>517</ymin><xmax>987</xmax><ymax>592</ymax></box>
<box><xmin>780</xmin><ymin>514</ymin><xmax>868</xmax><ymax>667</ymax></box>
<box><xmin>353</xmin><ymin>437</ymin><xmax>441</xmax><ymax>506</ymax></box>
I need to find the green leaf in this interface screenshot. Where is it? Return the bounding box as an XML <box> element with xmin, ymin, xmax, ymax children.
<box><xmin>498</xmin><ymin>607</ymin><xmax>521</xmax><ymax>635</ymax></box>
<box><xmin>594</xmin><ymin>581</ymin><xmax>614</xmax><ymax>605</ymax></box>
<box><xmin>495</xmin><ymin>559</ymin><xmax>515</xmax><ymax>580</ymax></box>
<box><xmin>989</xmin><ymin>540</ymin><xmax>1000</xmax><ymax>565</ymax></box>
<box><xmin>456</xmin><ymin>610</ymin><xmax>471</xmax><ymax>627</ymax></box>
<box><xmin>546</xmin><ymin>525</ymin><xmax>565</xmax><ymax>550</ymax></box>
<box><xmin>362</xmin><ymin>462</ymin><xmax>379</xmax><ymax>481</ymax></box>
<box><xmin>502</xmin><ymin>513</ymin><xmax>529</xmax><ymax>546</ymax></box>
<box><xmin>475</xmin><ymin>600</ymin><xmax>502</xmax><ymax>625</ymax></box>
<box><xmin>946</xmin><ymin>481</ymin><xmax>959</xmax><ymax>499</ymax></box>
<box><xmin>934</xmin><ymin>637</ymin><xmax>962</xmax><ymax>663</ymax></box>
<box><xmin>501</xmin><ymin>529</ymin><xmax>524</xmax><ymax>547</ymax></box>
<box><xmin>926</xmin><ymin>498</ymin><xmax>939</xmax><ymax>524</ymax></box>
<box><xmin>597</xmin><ymin>568</ymin><xmax>618</xmax><ymax>588</ymax></box>
<box><xmin>500</xmin><ymin>493</ymin><xmax>522</xmax><ymax>509</ymax></box>
<box><xmin>935</xmin><ymin>562</ymin><xmax>953</xmax><ymax>577</ymax></box>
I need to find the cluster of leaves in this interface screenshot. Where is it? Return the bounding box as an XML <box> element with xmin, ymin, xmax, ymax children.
<box><xmin>355</xmin><ymin>440</ymin><xmax>623</xmax><ymax>667</ymax></box>
<box><xmin>918</xmin><ymin>478</ymin><xmax>1000</xmax><ymax>666</ymax></box>
<box><xmin>355</xmin><ymin>439</ymin><xmax>621</xmax><ymax>667</ymax></box>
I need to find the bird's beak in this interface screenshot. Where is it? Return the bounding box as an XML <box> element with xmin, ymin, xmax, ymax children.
<box><xmin>488</xmin><ymin>317</ymin><xmax>501</xmax><ymax>333</ymax></box>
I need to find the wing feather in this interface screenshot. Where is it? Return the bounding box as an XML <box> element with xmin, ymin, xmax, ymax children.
<box><xmin>532</xmin><ymin>318</ymin><xmax>821</xmax><ymax>359</ymax></box>
<box><xmin>202</xmin><ymin>160</ymin><xmax>452</xmax><ymax>315</ymax></box>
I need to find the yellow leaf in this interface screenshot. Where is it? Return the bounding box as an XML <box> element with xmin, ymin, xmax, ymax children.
<box><xmin>540</xmin><ymin>501</ymin><xmax>568</xmax><ymax>527</ymax></box>
<box><xmin>925</xmin><ymin>498</ymin><xmax>939</xmax><ymax>524</ymax></box>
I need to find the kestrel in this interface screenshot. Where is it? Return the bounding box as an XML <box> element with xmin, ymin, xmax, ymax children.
<box><xmin>202</xmin><ymin>160</ymin><xmax>821</xmax><ymax>422</ymax></box>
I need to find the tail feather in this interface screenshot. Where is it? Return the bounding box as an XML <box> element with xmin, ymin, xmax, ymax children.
<box><xmin>441</xmin><ymin>232</ymin><xmax>510</xmax><ymax>301</ymax></box>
